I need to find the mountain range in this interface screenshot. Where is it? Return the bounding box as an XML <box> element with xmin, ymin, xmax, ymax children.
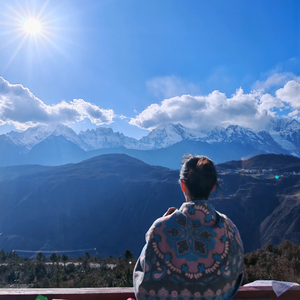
<box><xmin>0</xmin><ymin>117</ymin><xmax>299</xmax><ymax>168</ymax></box>
<box><xmin>0</xmin><ymin>153</ymin><xmax>299</xmax><ymax>256</ymax></box>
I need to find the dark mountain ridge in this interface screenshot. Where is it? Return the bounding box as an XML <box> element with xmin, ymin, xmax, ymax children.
<box><xmin>0</xmin><ymin>154</ymin><xmax>182</xmax><ymax>256</ymax></box>
<box><xmin>0</xmin><ymin>165</ymin><xmax>53</xmax><ymax>181</ymax></box>
<box><xmin>2</xmin><ymin>135</ymin><xmax>282</xmax><ymax>169</ymax></box>
<box><xmin>0</xmin><ymin>153</ymin><xmax>299</xmax><ymax>257</ymax></box>
<box><xmin>217</xmin><ymin>154</ymin><xmax>300</xmax><ymax>172</ymax></box>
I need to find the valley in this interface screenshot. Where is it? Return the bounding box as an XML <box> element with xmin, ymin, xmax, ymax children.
<box><xmin>0</xmin><ymin>153</ymin><xmax>299</xmax><ymax>257</ymax></box>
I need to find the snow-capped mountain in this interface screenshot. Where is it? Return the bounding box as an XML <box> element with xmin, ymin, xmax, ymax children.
<box><xmin>1</xmin><ymin>117</ymin><xmax>299</xmax><ymax>168</ymax></box>
<box><xmin>267</xmin><ymin>118</ymin><xmax>300</xmax><ymax>132</ymax></box>
<box><xmin>6</xmin><ymin>124</ymin><xmax>89</xmax><ymax>152</ymax></box>
<box><xmin>78</xmin><ymin>127</ymin><xmax>140</xmax><ymax>150</ymax></box>
<box><xmin>202</xmin><ymin>125</ymin><xmax>288</xmax><ymax>154</ymax></box>
<box><xmin>266</xmin><ymin>118</ymin><xmax>300</xmax><ymax>157</ymax></box>
<box><xmin>139</xmin><ymin>123</ymin><xmax>206</xmax><ymax>149</ymax></box>
<box><xmin>136</xmin><ymin>119</ymin><xmax>299</xmax><ymax>155</ymax></box>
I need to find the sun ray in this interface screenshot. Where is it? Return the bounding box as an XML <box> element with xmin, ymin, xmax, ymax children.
<box><xmin>1</xmin><ymin>0</ymin><xmax>75</xmax><ymax>71</ymax></box>
<box><xmin>4</xmin><ymin>33</ymin><xmax>29</xmax><ymax>71</ymax></box>
<box><xmin>7</xmin><ymin>3</ymin><xmax>26</xmax><ymax>21</ymax></box>
<box><xmin>33</xmin><ymin>35</ymin><xmax>41</xmax><ymax>55</ymax></box>
<box><xmin>0</xmin><ymin>31</ymin><xmax>25</xmax><ymax>50</ymax></box>
<box><xmin>0</xmin><ymin>28</ymin><xmax>22</xmax><ymax>37</ymax></box>
<box><xmin>40</xmin><ymin>2</ymin><xmax>65</xmax><ymax>22</ymax></box>
<box><xmin>36</xmin><ymin>0</ymin><xmax>51</xmax><ymax>20</ymax></box>
<box><xmin>39</xmin><ymin>33</ymin><xmax>66</xmax><ymax>56</ymax></box>
<box><xmin>0</xmin><ymin>19</ymin><xmax>21</xmax><ymax>26</ymax></box>
<box><xmin>25</xmin><ymin>0</ymin><xmax>36</xmax><ymax>18</ymax></box>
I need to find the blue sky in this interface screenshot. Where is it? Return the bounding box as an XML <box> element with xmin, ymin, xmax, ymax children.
<box><xmin>0</xmin><ymin>0</ymin><xmax>299</xmax><ymax>138</ymax></box>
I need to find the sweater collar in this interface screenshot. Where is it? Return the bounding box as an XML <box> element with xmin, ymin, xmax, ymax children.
<box><xmin>179</xmin><ymin>200</ymin><xmax>216</xmax><ymax>220</ymax></box>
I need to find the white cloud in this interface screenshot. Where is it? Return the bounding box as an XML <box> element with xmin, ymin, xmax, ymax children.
<box><xmin>130</xmin><ymin>88</ymin><xmax>276</xmax><ymax>131</ymax></box>
<box><xmin>258</xmin><ymin>93</ymin><xmax>284</xmax><ymax>113</ymax></box>
<box><xmin>287</xmin><ymin>110</ymin><xmax>300</xmax><ymax>119</ymax></box>
<box><xmin>146</xmin><ymin>75</ymin><xmax>200</xmax><ymax>99</ymax></box>
<box><xmin>276</xmin><ymin>80</ymin><xmax>300</xmax><ymax>109</ymax></box>
<box><xmin>130</xmin><ymin>78</ymin><xmax>300</xmax><ymax>131</ymax></box>
<box><xmin>0</xmin><ymin>77</ymin><xmax>115</xmax><ymax>130</ymax></box>
<box><xmin>252</xmin><ymin>72</ymin><xmax>296</xmax><ymax>91</ymax></box>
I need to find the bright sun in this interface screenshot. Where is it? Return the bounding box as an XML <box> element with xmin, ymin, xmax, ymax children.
<box><xmin>2</xmin><ymin>1</ymin><xmax>65</xmax><ymax>71</ymax></box>
<box><xmin>23</xmin><ymin>19</ymin><xmax>42</xmax><ymax>35</ymax></box>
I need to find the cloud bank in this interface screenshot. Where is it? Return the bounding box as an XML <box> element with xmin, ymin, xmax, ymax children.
<box><xmin>0</xmin><ymin>77</ymin><xmax>114</xmax><ymax>130</ymax></box>
<box><xmin>131</xmin><ymin>74</ymin><xmax>300</xmax><ymax>131</ymax></box>
<box><xmin>1</xmin><ymin>73</ymin><xmax>299</xmax><ymax>133</ymax></box>
<box><xmin>276</xmin><ymin>80</ymin><xmax>300</xmax><ymax>109</ymax></box>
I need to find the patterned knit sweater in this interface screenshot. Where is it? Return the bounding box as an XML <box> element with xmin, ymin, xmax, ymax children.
<box><xmin>133</xmin><ymin>200</ymin><xmax>244</xmax><ymax>300</ymax></box>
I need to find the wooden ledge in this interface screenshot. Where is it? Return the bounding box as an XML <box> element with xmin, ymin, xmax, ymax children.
<box><xmin>0</xmin><ymin>288</ymin><xmax>133</xmax><ymax>300</ymax></box>
<box><xmin>235</xmin><ymin>286</ymin><xmax>300</xmax><ymax>299</ymax></box>
<box><xmin>0</xmin><ymin>286</ymin><xmax>299</xmax><ymax>299</ymax></box>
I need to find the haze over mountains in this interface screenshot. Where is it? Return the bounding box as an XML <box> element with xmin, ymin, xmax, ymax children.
<box><xmin>0</xmin><ymin>153</ymin><xmax>299</xmax><ymax>256</ymax></box>
<box><xmin>0</xmin><ymin>117</ymin><xmax>299</xmax><ymax>168</ymax></box>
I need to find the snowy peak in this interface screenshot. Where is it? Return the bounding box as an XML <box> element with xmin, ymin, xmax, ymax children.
<box><xmin>202</xmin><ymin>124</ymin><xmax>289</xmax><ymax>154</ymax></box>
<box><xmin>266</xmin><ymin>118</ymin><xmax>300</xmax><ymax>133</ymax></box>
<box><xmin>83</xmin><ymin>127</ymin><xmax>114</xmax><ymax>135</ymax></box>
<box><xmin>139</xmin><ymin>123</ymin><xmax>206</xmax><ymax>149</ymax></box>
<box><xmin>78</xmin><ymin>127</ymin><xmax>139</xmax><ymax>150</ymax></box>
<box><xmin>3</xmin><ymin>118</ymin><xmax>300</xmax><ymax>158</ymax></box>
<box><xmin>50</xmin><ymin>124</ymin><xmax>90</xmax><ymax>150</ymax></box>
<box><xmin>204</xmin><ymin>125</ymin><xmax>257</xmax><ymax>143</ymax></box>
<box><xmin>7</xmin><ymin>125</ymin><xmax>57</xmax><ymax>150</ymax></box>
<box><xmin>6</xmin><ymin>124</ymin><xmax>88</xmax><ymax>151</ymax></box>
<box><xmin>265</xmin><ymin>118</ymin><xmax>300</xmax><ymax>157</ymax></box>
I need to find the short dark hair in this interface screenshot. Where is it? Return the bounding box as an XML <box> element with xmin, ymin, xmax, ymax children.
<box><xmin>179</xmin><ymin>154</ymin><xmax>218</xmax><ymax>200</ymax></box>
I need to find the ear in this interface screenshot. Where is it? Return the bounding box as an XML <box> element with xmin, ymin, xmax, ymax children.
<box><xmin>211</xmin><ymin>183</ymin><xmax>217</xmax><ymax>193</ymax></box>
<box><xmin>180</xmin><ymin>179</ymin><xmax>187</xmax><ymax>193</ymax></box>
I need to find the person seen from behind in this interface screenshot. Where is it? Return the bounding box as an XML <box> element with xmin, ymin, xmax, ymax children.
<box><xmin>133</xmin><ymin>154</ymin><xmax>244</xmax><ymax>300</ymax></box>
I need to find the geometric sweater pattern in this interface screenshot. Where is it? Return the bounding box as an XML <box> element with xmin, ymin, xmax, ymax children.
<box><xmin>133</xmin><ymin>200</ymin><xmax>244</xmax><ymax>300</ymax></box>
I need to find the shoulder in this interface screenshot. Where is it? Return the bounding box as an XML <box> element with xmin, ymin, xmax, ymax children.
<box><xmin>145</xmin><ymin>210</ymin><xmax>183</xmax><ymax>241</ymax></box>
<box><xmin>215</xmin><ymin>210</ymin><xmax>236</xmax><ymax>228</ymax></box>
<box><xmin>215</xmin><ymin>210</ymin><xmax>244</xmax><ymax>251</ymax></box>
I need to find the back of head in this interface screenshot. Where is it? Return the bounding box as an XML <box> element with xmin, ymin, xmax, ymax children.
<box><xmin>180</xmin><ymin>154</ymin><xmax>218</xmax><ymax>199</ymax></box>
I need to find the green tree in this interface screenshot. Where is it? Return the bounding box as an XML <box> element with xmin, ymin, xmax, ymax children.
<box><xmin>243</xmin><ymin>240</ymin><xmax>300</xmax><ymax>285</ymax></box>
<box><xmin>35</xmin><ymin>262</ymin><xmax>47</xmax><ymax>280</ymax></box>
<box><xmin>50</xmin><ymin>253</ymin><xmax>57</xmax><ymax>265</ymax></box>
<box><xmin>81</xmin><ymin>252</ymin><xmax>89</xmax><ymax>270</ymax></box>
<box><xmin>36</xmin><ymin>252</ymin><xmax>46</xmax><ymax>262</ymax></box>
<box><xmin>118</xmin><ymin>268</ymin><xmax>133</xmax><ymax>287</ymax></box>
<box><xmin>0</xmin><ymin>249</ymin><xmax>6</xmax><ymax>261</ymax></box>
<box><xmin>66</xmin><ymin>263</ymin><xmax>76</xmax><ymax>274</ymax></box>
<box><xmin>62</xmin><ymin>254</ymin><xmax>68</xmax><ymax>268</ymax></box>
<box><xmin>85</xmin><ymin>252</ymin><xmax>90</xmax><ymax>260</ymax></box>
<box><xmin>124</xmin><ymin>249</ymin><xmax>133</xmax><ymax>260</ymax></box>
